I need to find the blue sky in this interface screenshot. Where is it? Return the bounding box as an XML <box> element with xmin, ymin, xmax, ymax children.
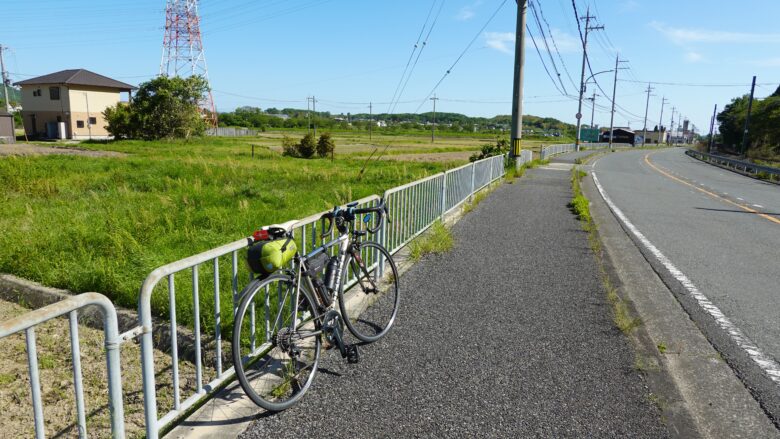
<box><xmin>4</xmin><ymin>0</ymin><xmax>780</xmax><ymax>133</ymax></box>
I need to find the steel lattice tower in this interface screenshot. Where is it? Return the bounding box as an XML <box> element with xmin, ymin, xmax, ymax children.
<box><xmin>160</xmin><ymin>0</ymin><xmax>217</xmax><ymax>127</ymax></box>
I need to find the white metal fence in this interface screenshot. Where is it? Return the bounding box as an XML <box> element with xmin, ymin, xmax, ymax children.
<box><xmin>2</xmin><ymin>151</ymin><xmax>517</xmax><ymax>438</ymax></box>
<box><xmin>0</xmin><ymin>293</ymin><xmax>125</xmax><ymax>439</ymax></box>
<box><xmin>207</xmin><ymin>127</ymin><xmax>260</xmax><ymax>137</ymax></box>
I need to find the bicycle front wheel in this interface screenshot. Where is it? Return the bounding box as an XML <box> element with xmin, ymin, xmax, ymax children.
<box><xmin>338</xmin><ymin>241</ymin><xmax>400</xmax><ymax>342</ymax></box>
<box><xmin>232</xmin><ymin>274</ymin><xmax>321</xmax><ymax>412</ymax></box>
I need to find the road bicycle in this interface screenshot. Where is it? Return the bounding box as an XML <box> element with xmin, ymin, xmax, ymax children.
<box><xmin>231</xmin><ymin>200</ymin><xmax>400</xmax><ymax>411</ymax></box>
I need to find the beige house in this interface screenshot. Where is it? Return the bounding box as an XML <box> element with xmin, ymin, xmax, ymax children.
<box><xmin>15</xmin><ymin>69</ymin><xmax>133</xmax><ymax>140</ymax></box>
<box><xmin>640</xmin><ymin>129</ymin><xmax>668</xmax><ymax>145</ymax></box>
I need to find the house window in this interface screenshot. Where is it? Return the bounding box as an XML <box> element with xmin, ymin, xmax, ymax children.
<box><xmin>33</xmin><ymin>89</ymin><xmax>41</xmax><ymax>97</ymax></box>
<box><xmin>49</xmin><ymin>87</ymin><xmax>60</xmax><ymax>100</ymax></box>
<box><xmin>76</xmin><ymin>120</ymin><xmax>85</xmax><ymax>128</ymax></box>
<box><xmin>88</xmin><ymin>117</ymin><xmax>97</xmax><ymax>125</ymax></box>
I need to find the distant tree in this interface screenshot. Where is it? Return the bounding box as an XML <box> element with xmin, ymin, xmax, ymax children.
<box><xmin>103</xmin><ymin>103</ymin><xmax>137</xmax><ymax>140</ymax></box>
<box><xmin>103</xmin><ymin>75</ymin><xmax>209</xmax><ymax>140</ymax></box>
<box><xmin>281</xmin><ymin>135</ymin><xmax>299</xmax><ymax>157</ymax></box>
<box><xmin>316</xmin><ymin>132</ymin><xmax>336</xmax><ymax>158</ymax></box>
<box><xmin>298</xmin><ymin>133</ymin><xmax>316</xmax><ymax>158</ymax></box>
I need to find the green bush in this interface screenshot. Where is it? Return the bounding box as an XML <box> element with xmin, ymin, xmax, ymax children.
<box><xmin>298</xmin><ymin>133</ymin><xmax>316</xmax><ymax>158</ymax></box>
<box><xmin>316</xmin><ymin>132</ymin><xmax>336</xmax><ymax>158</ymax></box>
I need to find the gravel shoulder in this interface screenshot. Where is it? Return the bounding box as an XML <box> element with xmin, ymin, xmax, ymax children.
<box><xmin>0</xmin><ymin>143</ymin><xmax>125</xmax><ymax>157</ymax></box>
<box><xmin>240</xmin><ymin>160</ymin><xmax>668</xmax><ymax>438</ymax></box>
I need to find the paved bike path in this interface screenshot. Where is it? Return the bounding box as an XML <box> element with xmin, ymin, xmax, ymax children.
<box><xmin>241</xmin><ymin>159</ymin><xmax>667</xmax><ymax>438</ymax></box>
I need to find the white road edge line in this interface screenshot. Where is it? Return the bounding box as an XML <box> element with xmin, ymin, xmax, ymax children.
<box><xmin>591</xmin><ymin>172</ymin><xmax>780</xmax><ymax>384</ymax></box>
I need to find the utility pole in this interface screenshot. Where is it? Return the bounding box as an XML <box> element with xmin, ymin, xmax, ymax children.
<box><xmin>307</xmin><ymin>97</ymin><xmax>311</xmax><ymax>135</ymax></box>
<box><xmin>642</xmin><ymin>83</ymin><xmax>654</xmax><ymax>146</ymax></box>
<box><xmin>369</xmin><ymin>102</ymin><xmax>373</xmax><ymax>141</ymax></box>
<box><xmin>741</xmin><ymin>75</ymin><xmax>757</xmax><ymax>157</ymax></box>
<box><xmin>575</xmin><ymin>7</ymin><xmax>604</xmax><ymax>152</ymax></box>
<box><xmin>669</xmin><ymin>106</ymin><xmax>676</xmax><ymax>145</ymax></box>
<box><xmin>0</xmin><ymin>45</ymin><xmax>10</xmax><ymax>113</ymax></box>
<box><xmin>708</xmin><ymin>104</ymin><xmax>717</xmax><ymax>153</ymax></box>
<box><xmin>658</xmin><ymin>97</ymin><xmax>668</xmax><ymax>145</ymax></box>
<box><xmin>608</xmin><ymin>54</ymin><xmax>628</xmax><ymax>150</ymax></box>
<box><xmin>307</xmin><ymin>96</ymin><xmax>318</xmax><ymax>136</ymax></box>
<box><xmin>510</xmin><ymin>0</ymin><xmax>527</xmax><ymax>158</ymax></box>
<box><xmin>588</xmin><ymin>92</ymin><xmax>597</xmax><ymax>128</ymax></box>
<box><xmin>430</xmin><ymin>94</ymin><xmax>439</xmax><ymax>143</ymax></box>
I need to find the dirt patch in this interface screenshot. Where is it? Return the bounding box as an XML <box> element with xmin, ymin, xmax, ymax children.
<box><xmin>381</xmin><ymin>151</ymin><xmax>474</xmax><ymax>163</ymax></box>
<box><xmin>0</xmin><ymin>143</ymin><xmax>126</xmax><ymax>158</ymax></box>
<box><xmin>0</xmin><ymin>299</ymin><xmax>213</xmax><ymax>438</ymax></box>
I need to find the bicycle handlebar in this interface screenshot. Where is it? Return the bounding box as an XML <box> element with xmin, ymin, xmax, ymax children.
<box><xmin>319</xmin><ymin>199</ymin><xmax>389</xmax><ymax>239</ymax></box>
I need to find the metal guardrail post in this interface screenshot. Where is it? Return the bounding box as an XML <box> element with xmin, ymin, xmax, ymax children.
<box><xmin>440</xmin><ymin>172</ymin><xmax>447</xmax><ymax>220</ymax></box>
<box><xmin>469</xmin><ymin>162</ymin><xmax>476</xmax><ymax>201</ymax></box>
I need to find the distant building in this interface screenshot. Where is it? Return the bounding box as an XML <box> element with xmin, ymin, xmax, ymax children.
<box><xmin>641</xmin><ymin>128</ymin><xmax>668</xmax><ymax>145</ymax></box>
<box><xmin>15</xmin><ymin>69</ymin><xmax>134</xmax><ymax>140</ymax></box>
<box><xmin>600</xmin><ymin>127</ymin><xmax>636</xmax><ymax>145</ymax></box>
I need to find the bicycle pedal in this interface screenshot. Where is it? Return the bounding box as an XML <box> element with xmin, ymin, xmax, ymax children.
<box><xmin>345</xmin><ymin>344</ymin><xmax>360</xmax><ymax>364</ymax></box>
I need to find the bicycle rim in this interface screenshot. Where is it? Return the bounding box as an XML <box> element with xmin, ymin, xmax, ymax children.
<box><xmin>338</xmin><ymin>241</ymin><xmax>400</xmax><ymax>342</ymax></box>
<box><xmin>232</xmin><ymin>275</ymin><xmax>321</xmax><ymax>411</ymax></box>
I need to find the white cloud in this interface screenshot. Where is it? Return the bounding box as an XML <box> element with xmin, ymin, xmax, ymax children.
<box><xmin>485</xmin><ymin>29</ymin><xmax>579</xmax><ymax>55</ymax></box>
<box><xmin>456</xmin><ymin>1</ymin><xmax>483</xmax><ymax>21</ymax></box>
<box><xmin>650</xmin><ymin>21</ymin><xmax>780</xmax><ymax>45</ymax></box>
<box><xmin>457</xmin><ymin>8</ymin><xmax>475</xmax><ymax>21</ymax></box>
<box><xmin>620</xmin><ymin>0</ymin><xmax>640</xmax><ymax>13</ymax></box>
<box><xmin>684</xmin><ymin>51</ymin><xmax>704</xmax><ymax>63</ymax></box>
<box><xmin>485</xmin><ymin>32</ymin><xmax>515</xmax><ymax>54</ymax></box>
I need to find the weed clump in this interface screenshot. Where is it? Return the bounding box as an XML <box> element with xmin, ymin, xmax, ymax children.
<box><xmin>409</xmin><ymin>221</ymin><xmax>453</xmax><ymax>261</ymax></box>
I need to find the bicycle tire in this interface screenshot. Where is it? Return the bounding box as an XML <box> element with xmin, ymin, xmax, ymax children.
<box><xmin>338</xmin><ymin>241</ymin><xmax>400</xmax><ymax>343</ymax></box>
<box><xmin>232</xmin><ymin>274</ymin><xmax>321</xmax><ymax>412</ymax></box>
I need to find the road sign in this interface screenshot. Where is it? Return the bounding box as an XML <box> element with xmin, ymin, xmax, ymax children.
<box><xmin>576</xmin><ymin>113</ymin><xmax>582</xmax><ymax>120</ymax></box>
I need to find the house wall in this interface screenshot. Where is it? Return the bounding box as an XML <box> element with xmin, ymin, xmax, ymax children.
<box><xmin>68</xmin><ymin>86</ymin><xmax>122</xmax><ymax>139</ymax></box>
<box><xmin>19</xmin><ymin>84</ymin><xmax>122</xmax><ymax>139</ymax></box>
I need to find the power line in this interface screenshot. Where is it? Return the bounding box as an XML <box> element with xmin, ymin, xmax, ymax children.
<box><xmin>386</xmin><ymin>0</ymin><xmax>438</xmax><ymax>113</ymax></box>
<box><xmin>619</xmin><ymin>79</ymin><xmax>780</xmax><ymax>88</ymax></box>
<box><xmin>526</xmin><ymin>24</ymin><xmax>566</xmax><ymax>96</ymax></box>
<box><xmin>533</xmin><ymin>0</ymin><xmax>577</xmax><ymax>90</ymax></box>
<box><xmin>390</xmin><ymin>0</ymin><xmax>446</xmax><ymax>114</ymax></box>
<box><xmin>528</xmin><ymin>0</ymin><xmax>568</xmax><ymax>94</ymax></box>
<box><xmin>414</xmin><ymin>0</ymin><xmax>508</xmax><ymax>113</ymax></box>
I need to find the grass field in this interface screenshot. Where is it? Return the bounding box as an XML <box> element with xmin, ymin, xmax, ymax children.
<box><xmin>1</xmin><ymin>131</ymin><xmax>561</xmax><ymax>329</ymax></box>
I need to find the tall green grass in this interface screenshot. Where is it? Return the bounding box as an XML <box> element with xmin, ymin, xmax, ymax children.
<box><xmin>0</xmin><ymin>138</ymin><xmax>446</xmax><ymax>329</ymax></box>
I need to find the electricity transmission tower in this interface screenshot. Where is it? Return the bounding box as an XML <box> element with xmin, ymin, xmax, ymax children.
<box><xmin>160</xmin><ymin>0</ymin><xmax>218</xmax><ymax>128</ymax></box>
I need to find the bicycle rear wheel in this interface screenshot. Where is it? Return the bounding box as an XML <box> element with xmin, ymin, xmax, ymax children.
<box><xmin>338</xmin><ymin>241</ymin><xmax>400</xmax><ymax>343</ymax></box>
<box><xmin>232</xmin><ymin>274</ymin><xmax>321</xmax><ymax>412</ymax></box>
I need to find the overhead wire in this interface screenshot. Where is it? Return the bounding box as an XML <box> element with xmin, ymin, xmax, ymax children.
<box><xmin>533</xmin><ymin>0</ymin><xmax>578</xmax><ymax>90</ymax></box>
<box><xmin>528</xmin><ymin>0</ymin><xmax>568</xmax><ymax>95</ymax></box>
<box><xmin>390</xmin><ymin>0</ymin><xmax>446</xmax><ymax>114</ymax></box>
<box><xmin>413</xmin><ymin>0</ymin><xmax>508</xmax><ymax>113</ymax></box>
<box><xmin>386</xmin><ymin>0</ymin><xmax>438</xmax><ymax>113</ymax></box>
<box><xmin>526</xmin><ymin>24</ymin><xmax>566</xmax><ymax>96</ymax></box>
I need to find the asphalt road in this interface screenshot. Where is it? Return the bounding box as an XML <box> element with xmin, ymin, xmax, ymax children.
<box><xmin>591</xmin><ymin>147</ymin><xmax>780</xmax><ymax>421</ymax></box>
<box><xmin>241</xmin><ymin>161</ymin><xmax>666</xmax><ymax>438</ymax></box>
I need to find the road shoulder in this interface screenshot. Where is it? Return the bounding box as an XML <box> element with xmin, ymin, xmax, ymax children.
<box><xmin>582</xmin><ymin>167</ymin><xmax>779</xmax><ymax>438</ymax></box>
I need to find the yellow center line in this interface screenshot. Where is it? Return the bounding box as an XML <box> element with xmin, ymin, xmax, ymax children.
<box><xmin>643</xmin><ymin>151</ymin><xmax>780</xmax><ymax>226</ymax></box>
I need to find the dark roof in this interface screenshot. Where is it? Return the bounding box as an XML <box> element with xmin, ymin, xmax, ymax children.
<box><xmin>14</xmin><ymin>69</ymin><xmax>134</xmax><ymax>90</ymax></box>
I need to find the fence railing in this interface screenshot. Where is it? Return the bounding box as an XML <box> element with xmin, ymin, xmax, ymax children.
<box><xmin>4</xmin><ymin>151</ymin><xmax>517</xmax><ymax>438</ymax></box>
<box><xmin>207</xmin><ymin>127</ymin><xmax>260</xmax><ymax>137</ymax></box>
<box><xmin>0</xmin><ymin>293</ymin><xmax>125</xmax><ymax>439</ymax></box>
<box><xmin>686</xmin><ymin>149</ymin><xmax>780</xmax><ymax>181</ymax></box>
